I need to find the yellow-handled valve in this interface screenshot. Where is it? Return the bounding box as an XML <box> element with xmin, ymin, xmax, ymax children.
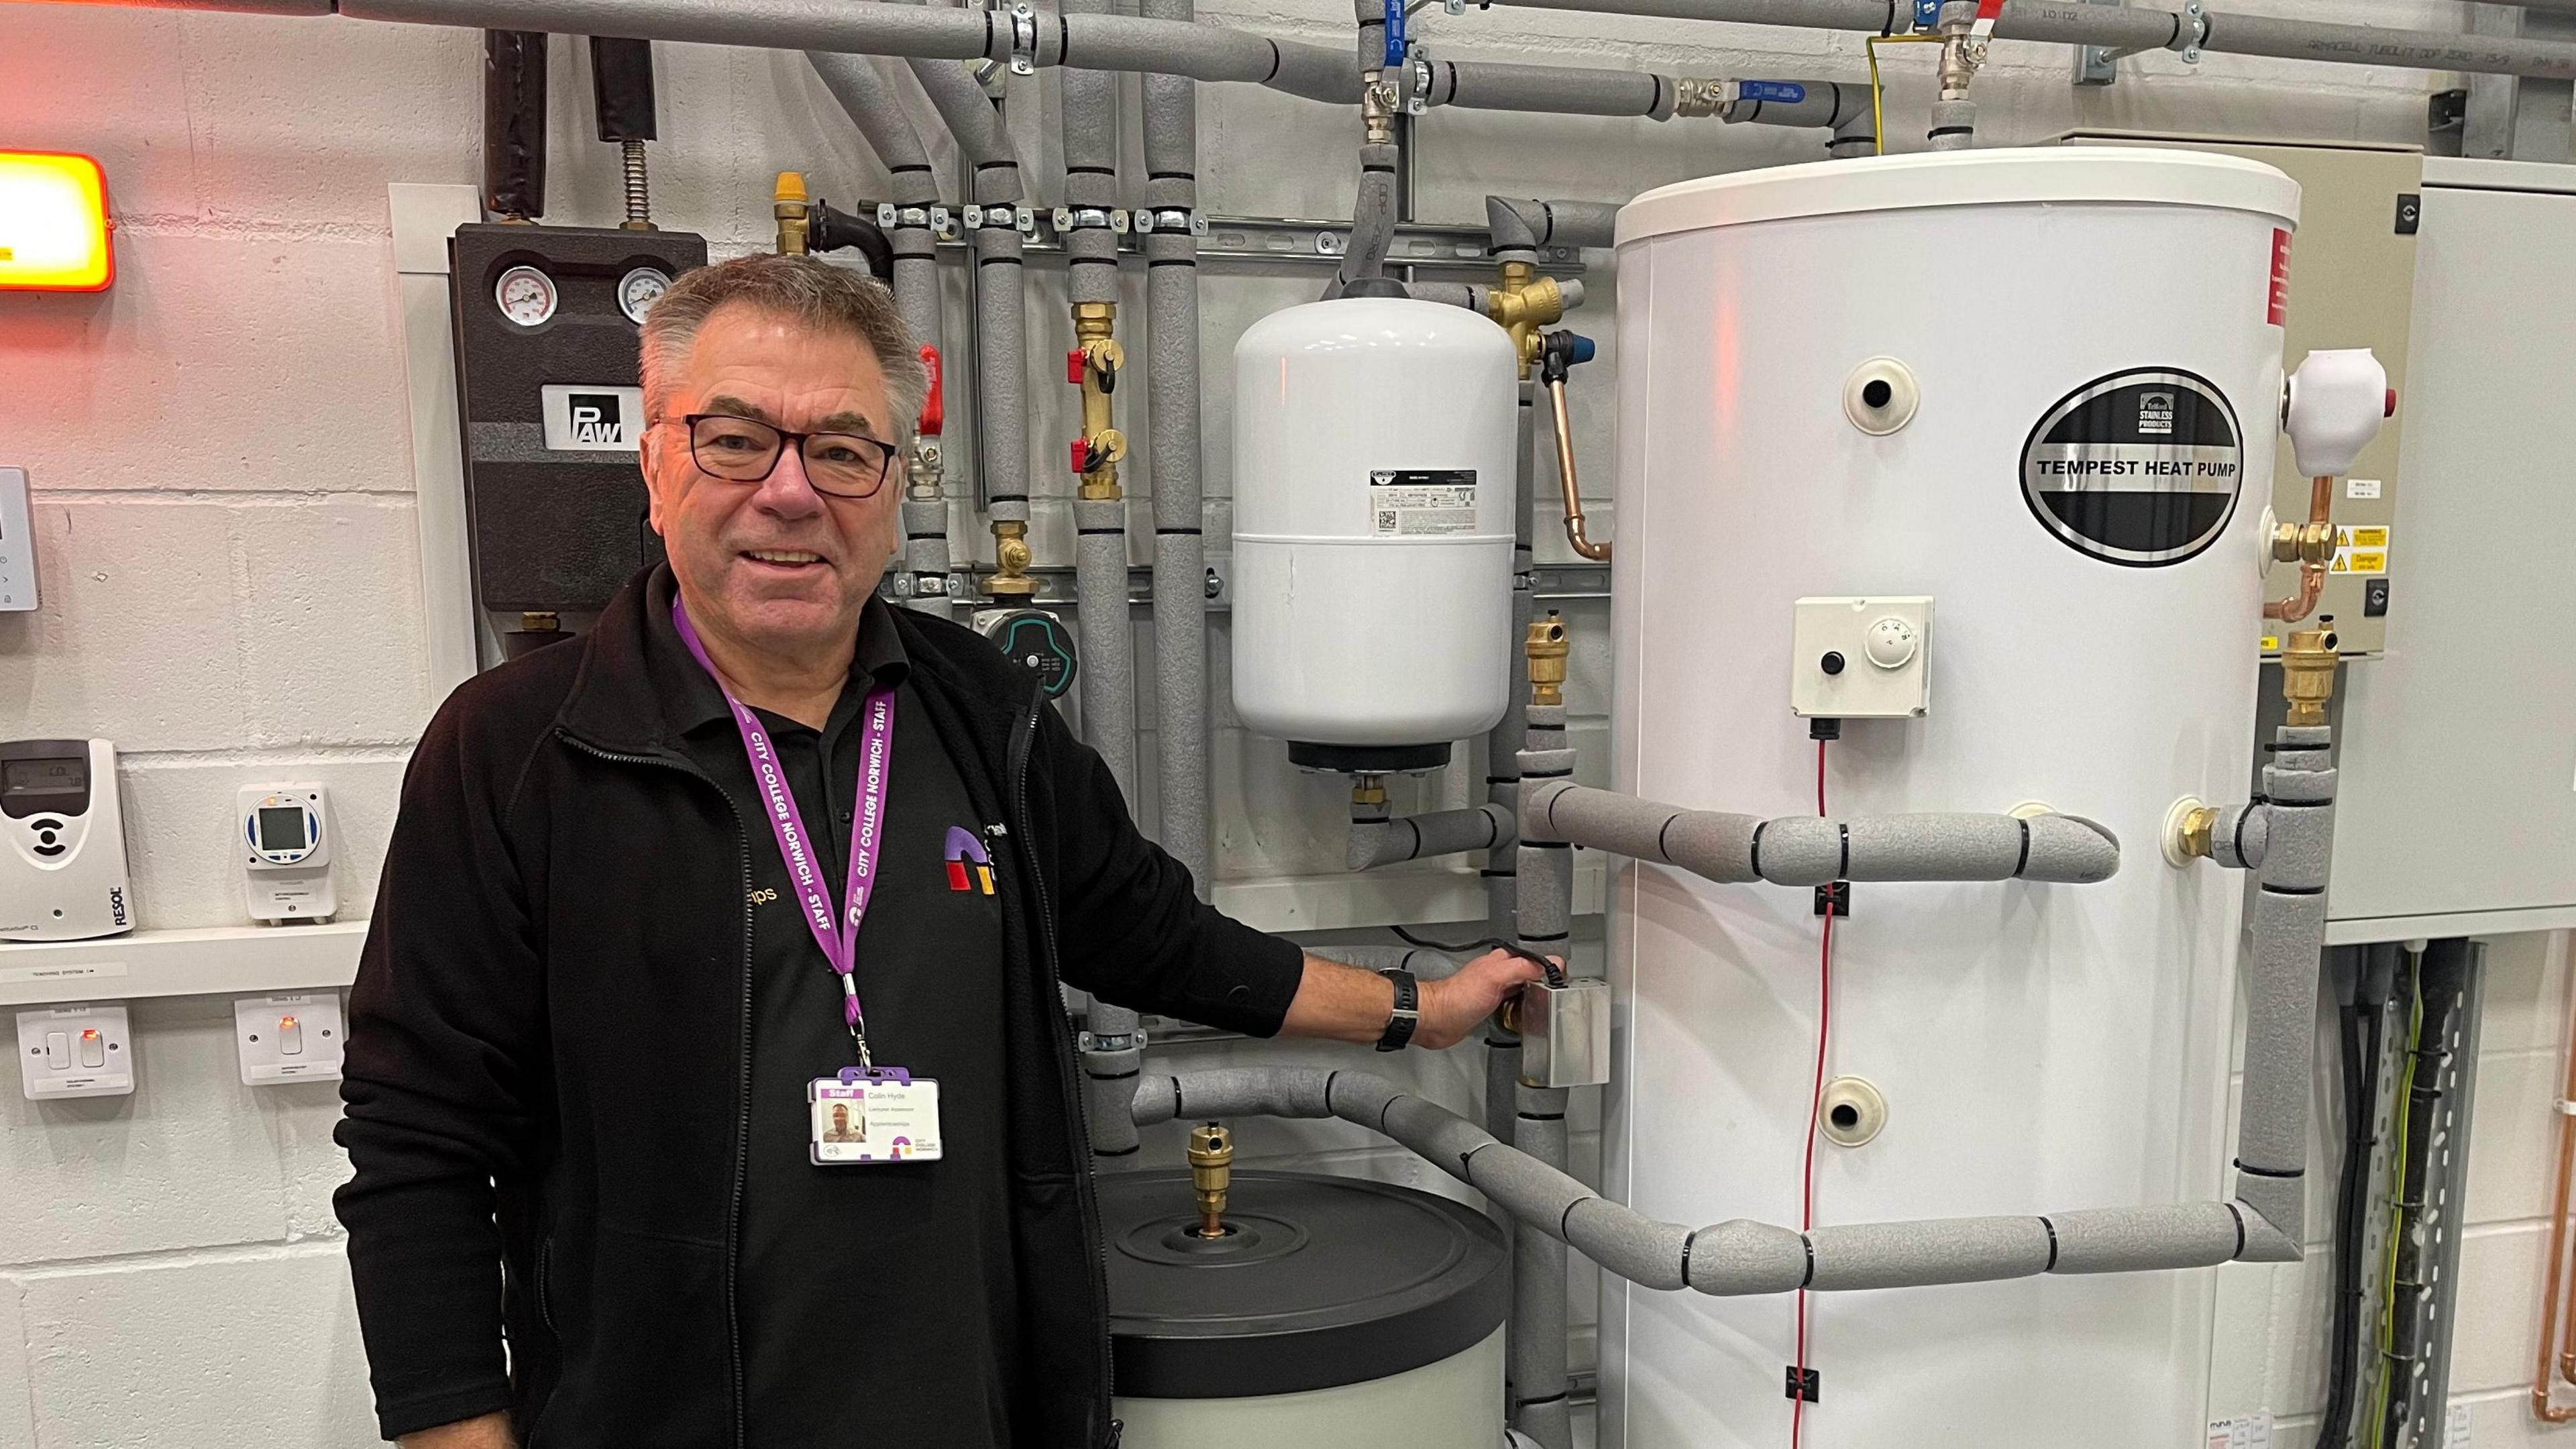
<box><xmin>1186</xmin><ymin>1122</ymin><xmax>1234</xmax><ymax>1239</ymax></box>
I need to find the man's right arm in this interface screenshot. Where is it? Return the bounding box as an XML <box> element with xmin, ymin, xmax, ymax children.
<box><xmin>336</xmin><ymin>699</ymin><xmax>549</xmax><ymax>1442</ymax></box>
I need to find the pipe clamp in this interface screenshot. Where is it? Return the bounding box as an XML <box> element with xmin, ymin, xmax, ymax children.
<box><xmin>1008</xmin><ymin>1</ymin><xmax>1039</xmax><ymax>74</ymax></box>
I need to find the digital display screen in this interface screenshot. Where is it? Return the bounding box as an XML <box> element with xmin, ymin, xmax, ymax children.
<box><xmin>257</xmin><ymin>806</ymin><xmax>307</xmax><ymax>851</ymax></box>
<box><xmin>3</xmin><ymin>757</ymin><xmax>85</xmax><ymax>796</ymax></box>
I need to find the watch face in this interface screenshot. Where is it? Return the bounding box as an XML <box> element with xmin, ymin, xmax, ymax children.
<box><xmin>617</xmin><ymin>266</ymin><xmax>671</xmax><ymax>325</ymax></box>
<box><xmin>495</xmin><ymin>264</ymin><xmax>558</xmax><ymax>327</ymax></box>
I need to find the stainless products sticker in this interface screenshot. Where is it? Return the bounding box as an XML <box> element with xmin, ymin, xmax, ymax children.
<box><xmin>2021</xmin><ymin>368</ymin><xmax>2243</xmax><ymax>567</ymax></box>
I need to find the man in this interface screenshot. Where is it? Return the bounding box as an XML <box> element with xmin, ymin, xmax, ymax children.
<box><xmin>336</xmin><ymin>253</ymin><xmax>1540</xmax><ymax>1449</ymax></box>
<box><xmin>820</xmin><ymin>1101</ymin><xmax>865</xmax><ymax>1144</ymax></box>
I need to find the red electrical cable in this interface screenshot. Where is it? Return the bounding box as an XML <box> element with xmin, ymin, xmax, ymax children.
<box><xmin>1791</xmin><ymin>739</ymin><xmax>1833</xmax><ymax>1449</ymax></box>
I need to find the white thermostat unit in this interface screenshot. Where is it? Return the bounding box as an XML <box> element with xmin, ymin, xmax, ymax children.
<box><xmin>238</xmin><ymin>783</ymin><xmax>337</xmax><ymax>923</ymax></box>
<box><xmin>17</xmin><ymin>1003</ymin><xmax>133</xmax><ymax>1099</ymax></box>
<box><xmin>1791</xmin><ymin>596</ymin><xmax>1933</xmax><ymax>720</ymax></box>
<box><xmin>0</xmin><ymin>465</ymin><xmax>36</xmax><ymax>612</ymax></box>
<box><xmin>233</xmin><ymin>993</ymin><xmax>345</xmax><ymax>1085</ymax></box>
<box><xmin>2</xmin><ymin>739</ymin><xmax>133</xmax><ymax>942</ymax></box>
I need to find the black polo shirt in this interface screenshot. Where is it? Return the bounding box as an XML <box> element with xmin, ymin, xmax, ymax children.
<box><xmin>647</xmin><ymin>580</ymin><xmax>1018</xmax><ymax>1446</ymax></box>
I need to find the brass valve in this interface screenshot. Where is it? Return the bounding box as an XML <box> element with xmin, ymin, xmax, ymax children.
<box><xmin>986</xmin><ymin>520</ymin><xmax>1037</xmax><ymax>600</ymax></box>
<box><xmin>1071</xmin><ymin>301</ymin><xmax>1127</xmax><ymax>503</ymax></box>
<box><xmin>1186</xmin><ymin>1122</ymin><xmax>1234</xmax><ymax>1239</ymax></box>
<box><xmin>2174</xmin><ymin>804</ymin><xmax>2220</xmax><ymax>862</ymax></box>
<box><xmin>2280</xmin><ymin>619</ymin><xmax>2341</xmax><ymax>728</ymax></box>
<box><xmin>1525</xmin><ymin>610</ymin><xmax>1569</xmax><ymax>707</ymax></box>
<box><xmin>773</xmin><ymin>170</ymin><xmax>812</xmax><ymax>256</ymax></box>
<box><xmin>1349</xmin><ymin>776</ymin><xmax>1388</xmax><ymax>810</ymax></box>
<box><xmin>1487</xmin><ymin>259</ymin><xmax>1568</xmax><ymax>378</ymax></box>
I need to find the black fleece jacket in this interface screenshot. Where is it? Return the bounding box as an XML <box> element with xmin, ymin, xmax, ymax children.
<box><xmin>333</xmin><ymin>568</ymin><xmax>1305</xmax><ymax>1447</ymax></box>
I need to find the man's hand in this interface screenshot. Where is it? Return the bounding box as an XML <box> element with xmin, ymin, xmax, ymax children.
<box><xmin>400</xmin><ymin>1412</ymin><xmax>515</xmax><ymax>1449</ymax></box>
<box><xmin>1415</xmin><ymin>949</ymin><xmax>1549</xmax><ymax>1049</ymax></box>
<box><xmin>1279</xmin><ymin>950</ymin><xmax>1550</xmax><ymax>1051</ymax></box>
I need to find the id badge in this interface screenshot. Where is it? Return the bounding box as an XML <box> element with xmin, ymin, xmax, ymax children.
<box><xmin>809</xmin><ymin>1067</ymin><xmax>943</xmax><ymax>1165</ymax></box>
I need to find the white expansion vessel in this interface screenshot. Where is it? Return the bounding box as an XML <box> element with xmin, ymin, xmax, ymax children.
<box><xmin>1230</xmin><ymin>296</ymin><xmax>1518</xmax><ymax>772</ymax></box>
<box><xmin>1599</xmin><ymin>148</ymin><xmax>2299</xmax><ymax>1447</ymax></box>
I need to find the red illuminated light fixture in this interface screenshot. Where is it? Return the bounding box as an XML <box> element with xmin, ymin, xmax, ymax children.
<box><xmin>0</xmin><ymin>151</ymin><xmax>114</xmax><ymax>292</ymax></box>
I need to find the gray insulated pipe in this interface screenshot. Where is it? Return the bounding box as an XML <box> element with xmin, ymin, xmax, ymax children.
<box><xmin>1139</xmin><ymin>1</ymin><xmax>1212</xmax><ymax>892</ymax></box>
<box><xmin>806</xmin><ymin>52</ymin><xmax>953</xmax><ymax>614</ymax></box>
<box><xmin>1419</xmin><ymin>59</ymin><xmax>1676</xmax><ymax>117</ymax></box>
<box><xmin>2227</xmin><ymin>723</ymin><xmax>2337</xmax><ymax>1255</ymax></box>
<box><xmin>1521</xmin><ymin>780</ymin><xmax>2121</xmax><ymax>886</ymax></box>
<box><xmin>1063</xmin><ymin>0</ymin><xmax>1139</xmax><ymax>804</ymax></box>
<box><xmin>1512</xmin><ymin>706</ymin><xmax>1575</xmax><ymax>1449</ymax></box>
<box><xmin>1347</xmin><ymin>803</ymin><xmax>1515</xmax><ymax>871</ymax></box>
<box><xmin>902</xmin><ymin>53</ymin><xmax>1033</xmax><ymax>588</ymax></box>
<box><xmin>1485</xmin><ymin>197</ymin><xmax>1621</xmax><ymax>253</ymax></box>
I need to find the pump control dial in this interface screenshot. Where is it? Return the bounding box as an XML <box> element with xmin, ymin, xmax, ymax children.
<box><xmin>1864</xmin><ymin>617</ymin><xmax>1918</xmax><ymax>669</ymax></box>
<box><xmin>494</xmin><ymin>265</ymin><xmax>558</xmax><ymax>328</ymax></box>
<box><xmin>617</xmin><ymin>266</ymin><xmax>672</xmax><ymax>325</ymax></box>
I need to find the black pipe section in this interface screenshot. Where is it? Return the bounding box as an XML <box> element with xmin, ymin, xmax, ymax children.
<box><xmin>807</xmin><ymin>199</ymin><xmax>896</xmax><ymax>282</ymax></box>
<box><xmin>2316</xmin><ymin>943</ymin><xmax>2396</xmax><ymax>1449</ymax></box>
<box><xmin>2377</xmin><ymin>941</ymin><xmax>2472</xmax><ymax>1449</ymax></box>
<box><xmin>590</xmin><ymin>37</ymin><xmax>659</xmax><ymax>141</ymax></box>
<box><xmin>482</xmin><ymin>30</ymin><xmax>549</xmax><ymax>219</ymax></box>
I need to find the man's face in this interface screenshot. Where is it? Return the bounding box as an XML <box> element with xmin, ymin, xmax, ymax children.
<box><xmin>643</xmin><ymin>301</ymin><xmax>902</xmax><ymax>658</ymax></box>
<box><xmin>830</xmin><ymin>1104</ymin><xmax>851</xmax><ymax>1129</ymax></box>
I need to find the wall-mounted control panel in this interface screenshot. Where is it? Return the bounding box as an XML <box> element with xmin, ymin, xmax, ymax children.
<box><xmin>1791</xmin><ymin>596</ymin><xmax>1931</xmax><ymax>719</ymax></box>
<box><xmin>0</xmin><ymin>465</ymin><xmax>35</xmax><ymax>612</ymax></box>
<box><xmin>237</xmin><ymin>783</ymin><xmax>336</xmax><ymax>923</ymax></box>
<box><xmin>2</xmin><ymin>738</ymin><xmax>133</xmax><ymax>942</ymax></box>
<box><xmin>233</xmin><ymin>993</ymin><xmax>345</xmax><ymax>1085</ymax></box>
<box><xmin>17</xmin><ymin>1002</ymin><xmax>132</xmax><ymax>1099</ymax></box>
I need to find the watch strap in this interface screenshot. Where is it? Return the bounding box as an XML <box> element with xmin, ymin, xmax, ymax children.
<box><xmin>1374</xmin><ymin>967</ymin><xmax>1420</xmax><ymax>1053</ymax></box>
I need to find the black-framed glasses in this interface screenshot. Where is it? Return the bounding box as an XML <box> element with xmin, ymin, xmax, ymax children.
<box><xmin>679</xmin><ymin>413</ymin><xmax>896</xmax><ymax>499</ymax></box>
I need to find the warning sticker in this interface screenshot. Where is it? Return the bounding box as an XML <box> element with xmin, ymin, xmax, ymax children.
<box><xmin>2330</xmin><ymin>523</ymin><xmax>2392</xmax><ymax>576</ymax></box>
<box><xmin>2021</xmin><ymin>368</ymin><xmax>2245</xmax><ymax>568</ymax></box>
<box><xmin>2269</xmin><ymin>227</ymin><xmax>2292</xmax><ymax>326</ymax></box>
<box><xmin>1368</xmin><ymin>470</ymin><xmax>1479</xmax><ymax>537</ymax></box>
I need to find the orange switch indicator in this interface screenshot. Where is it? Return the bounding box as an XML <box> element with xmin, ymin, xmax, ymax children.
<box><xmin>0</xmin><ymin>151</ymin><xmax>114</xmax><ymax>292</ymax></box>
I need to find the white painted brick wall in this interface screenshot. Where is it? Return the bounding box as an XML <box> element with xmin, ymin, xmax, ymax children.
<box><xmin>0</xmin><ymin>0</ymin><xmax>2557</xmax><ymax>1444</ymax></box>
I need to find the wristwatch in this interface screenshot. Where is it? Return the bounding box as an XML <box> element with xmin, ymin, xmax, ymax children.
<box><xmin>1374</xmin><ymin>967</ymin><xmax>1420</xmax><ymax>1053</ymax></box>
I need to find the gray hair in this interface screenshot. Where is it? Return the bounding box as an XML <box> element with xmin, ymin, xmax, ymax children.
<box><xmin>641</xmin><ymin>252</ymin><xmax>929</xmax><ymax>444</ymax></box>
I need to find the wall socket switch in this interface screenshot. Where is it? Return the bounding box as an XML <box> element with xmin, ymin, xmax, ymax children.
<box><xmin>233</xmin><ymin>993</ymin><xmax>345</xmax><ymax>1085</ymax></box>
<box><xmin>17</xmin><ymin>1002</ymin><xmax>133</xmax><ymax>1099</ymax></box>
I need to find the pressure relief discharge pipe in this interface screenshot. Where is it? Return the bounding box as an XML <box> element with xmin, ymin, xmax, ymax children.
<box><xmin>1538</xmin><ymin>331</ymin><xmax>1607</xmax><ymax>562</ymax></box>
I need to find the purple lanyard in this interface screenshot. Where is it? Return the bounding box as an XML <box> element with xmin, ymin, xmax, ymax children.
<box><xmin>672</xmin><ymin>598</ymin><xmax>894</xmax><ymax>1069</ymax></box>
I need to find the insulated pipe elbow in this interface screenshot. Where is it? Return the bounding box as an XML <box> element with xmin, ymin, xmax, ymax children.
<box><xmin>2212</xmin><ymin>801</ymin><xmax>2269</xmax><ymax>871</ymax></box>
<box><xmin>1485</xmin><ymin>196</ymin><xmax>1622</xmax><ymax>252</ymax></box>
<box><xmin>1347</xmin><ymin>803</ymin><xmax>1513</xmax><ymax>870</ymax></box>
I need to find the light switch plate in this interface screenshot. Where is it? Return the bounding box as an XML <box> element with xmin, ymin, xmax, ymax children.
<box><xmin>233</xmin><ymin>992</ymin><xmax>345</xmax><ymax>1085</ymax></box>
<box><xmin>0</xmin><ymin>466</ymin><xmax>34</xmax><ymax>612</ymax></box>
<box><xmin>17</xmin><ymin>1002</ymin><xmax>133</xmax><ymax>1099</ymax></box>
<box><xmin>1791</xmin><ymin>596</ymin><xmax>1932</xmax><ymax>719</ymax></box>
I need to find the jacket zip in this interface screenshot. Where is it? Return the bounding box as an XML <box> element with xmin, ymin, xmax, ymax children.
<box><xmin>1002</xmin><ymin>695</ymin><xmax>1121</xmax><ymax>1449</ymax></box>
<box><xmin>559</xmin><ymin>731</ymin><xmax>759</xmax><ymax>1449</ymax></box>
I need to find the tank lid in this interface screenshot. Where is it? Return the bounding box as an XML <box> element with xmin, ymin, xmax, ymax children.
<box><xmin>1615</xmin><ymin>146</ymin><xmax>2301</xmax><ymax>248</ymax></box>
<box><xmin>1101</xmin><ymin>1169</ymin><xmax>1509</xmax><ymax>1398</ymax></box>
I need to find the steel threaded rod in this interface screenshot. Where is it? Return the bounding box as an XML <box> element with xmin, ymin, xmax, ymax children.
<box><xmin>619</xmin><ymin>139</ymin><xmax>653</xmax><ymax>231</ymax></box>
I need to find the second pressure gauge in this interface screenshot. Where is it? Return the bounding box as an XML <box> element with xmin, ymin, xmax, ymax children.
<box><xmin>494</xmin><ymin>264</ymin><xmax>557</xmax><ymax>328</ymax></box>
<box><xmin>619</xmin><ymin>266</ymin><xmax>672</xmax><ymax>325</ymax></box>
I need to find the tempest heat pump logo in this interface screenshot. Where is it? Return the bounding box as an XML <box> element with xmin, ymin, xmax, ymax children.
<box><xmin>569</xmin><ymin>393</ymin><xmax>625</xmax><ymax>446</ymax></box>
<box><xmin>944</xmin><ymin>826</ymin><xmax>996</xmax><ymax>895</ymax></box>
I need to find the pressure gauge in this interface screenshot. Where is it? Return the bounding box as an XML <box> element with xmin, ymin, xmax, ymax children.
<box><xmin>618</xmin><ymin>266</ymin><xmax>671</xmax><ymax>325</ymax></box>
<box><xmin>494</xmin><ymin>264</ymin><xmax>558</xmax><ymax>328</ymax></box>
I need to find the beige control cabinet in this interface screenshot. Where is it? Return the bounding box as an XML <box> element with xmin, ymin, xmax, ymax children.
<box><xmin>2059</xmin><ymin>133</ymin><xmax>2421</xmax><ymax>657</ymax></box>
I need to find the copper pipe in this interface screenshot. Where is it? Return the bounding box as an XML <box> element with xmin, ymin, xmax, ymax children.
<box><xmin>2264</xmin><ymin>475</ymin><xmax>2334</xmax><ymax>623</ymax></box>
<box><xmin>2535</xmin><ymin>951</ymin><xmax>2576</xmax><ymax>1420</ymax></box>
<box><xmin>1546</xmin><ymin>376</ymin><xmax>1610</xmax><ymax>561</ymax></box>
